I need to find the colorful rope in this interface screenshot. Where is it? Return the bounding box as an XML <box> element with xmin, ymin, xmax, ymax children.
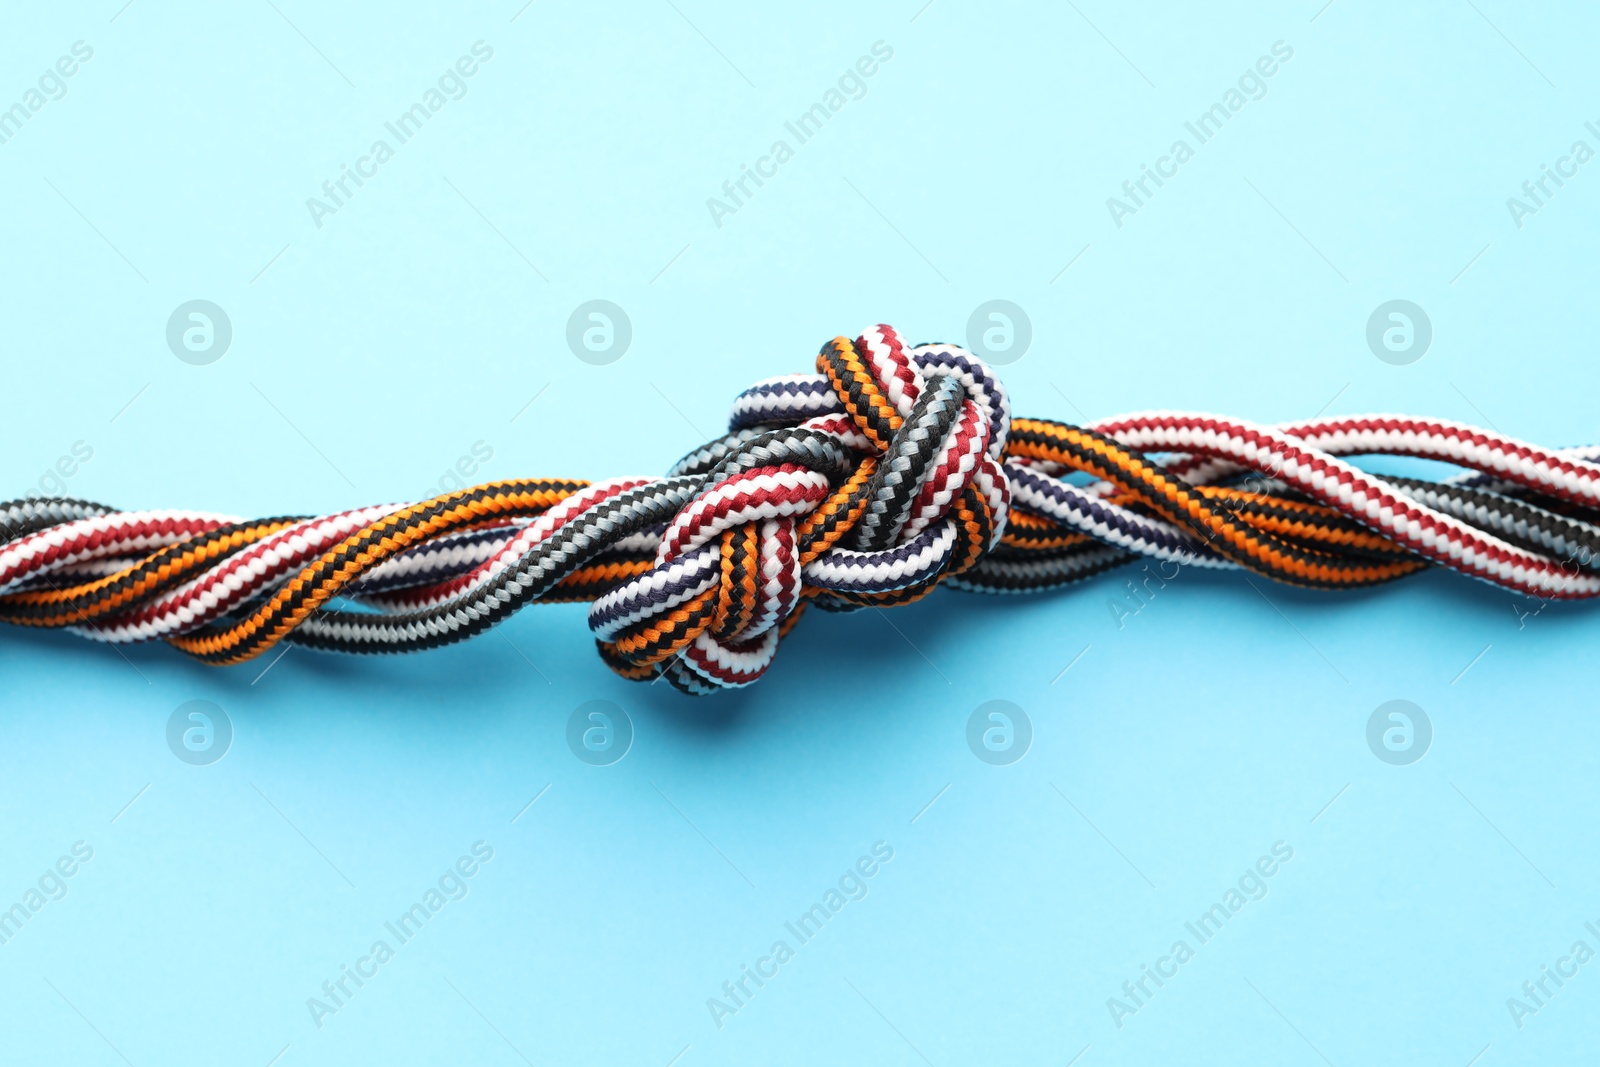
<box><xmin>6</xmin><ymin>324</ymin><xmax>1598</xmax><ymax>694</ymax></box>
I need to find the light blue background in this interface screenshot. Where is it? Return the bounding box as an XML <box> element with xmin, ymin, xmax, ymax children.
<box><xmin>2</xmin><ymin>1</ymin><xmax>1598</xmax><ymax>1063</ymax></box>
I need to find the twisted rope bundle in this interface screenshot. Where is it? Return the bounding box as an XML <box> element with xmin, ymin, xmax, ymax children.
<box><xmin>6</xmin><ymin>324</ymin><xmax>1599</xmax><ymax>693</ymax></box>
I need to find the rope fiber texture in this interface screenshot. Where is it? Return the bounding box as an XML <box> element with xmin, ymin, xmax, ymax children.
<box><xmin>7</xmin><ymin>325</ymin><xmax>1599</xmax><ymax>694</ymax></box>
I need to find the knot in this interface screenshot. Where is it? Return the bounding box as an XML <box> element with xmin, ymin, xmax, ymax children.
<box><xmin>589</xmin><ymin>325</ymin><xmax>1012</xmax><ymax>693</ymax></box>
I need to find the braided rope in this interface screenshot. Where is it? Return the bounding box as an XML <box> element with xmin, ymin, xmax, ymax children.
<box><xmin>6</xmin><ymin>325</ymin><xmax>1598</xmax><ymax>694</ymax></box>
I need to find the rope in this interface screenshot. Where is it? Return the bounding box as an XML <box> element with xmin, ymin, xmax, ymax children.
<box><xmin>5</xmin><ymin>324</ymin><xmax>1598</xmax><ymax>694</ymax></box>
